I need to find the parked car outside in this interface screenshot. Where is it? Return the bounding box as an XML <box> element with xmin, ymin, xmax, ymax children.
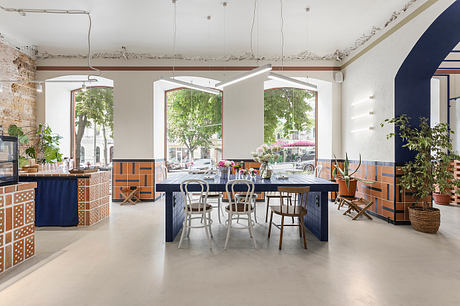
<box><xmin>190</xmin><ymin>159</ymin><xmax>213</xmax><ymax>171</ymax></box>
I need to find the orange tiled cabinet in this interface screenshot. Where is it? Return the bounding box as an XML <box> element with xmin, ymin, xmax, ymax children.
<box><xmin>0</xmin><ymin>182</ymin><xmax>37</xmax><ymax>274</ymax></box>
<box><xmin>77</xmin><ymin>171</ymin><xmax>111</xmax><ymax>226</ymax></box>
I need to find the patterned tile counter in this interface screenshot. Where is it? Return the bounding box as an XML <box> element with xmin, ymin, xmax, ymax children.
<box><xmin>0</xmin><ymin>182</ymin><xmax>37</xmax><ymax>274</ymax></box>
<box><xmin>20</xmin><ymin>170</ymin><xmax>111</xmax><ymax>226</ymax></box>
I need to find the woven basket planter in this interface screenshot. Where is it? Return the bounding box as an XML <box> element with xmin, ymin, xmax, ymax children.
<box><xmin>408</xmin><ymin>206</ymin><xmax>440</xmax><ymax>233</ymax></box>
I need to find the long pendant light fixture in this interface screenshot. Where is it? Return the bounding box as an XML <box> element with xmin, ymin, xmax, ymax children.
<box><xmin>268</xmin><ymin>72</ymin><xmax>317</xmax><ymax>91</ymax></box>
<box><xmin>215</xmin><ymin>64</ymin><xmax>272</xmax><ymax>89</ymax></box>
<box><xmin>160</xmin><ymin>77</ymin><xmax>220</xmax><ymax>95</ymax></box>
<box><xmin>162</xmin><ymin>0</ymin><xmax>219</xmax><ymax>95</ymax></box>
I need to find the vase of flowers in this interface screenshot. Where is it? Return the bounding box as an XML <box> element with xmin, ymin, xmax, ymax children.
<box><xmin>251</xmin><ymin>144</ymin><xmax>282</xmax><ymax>179</ymax></box>
<box><xmin>217</xmin><ymin>160</ymin><xmax>234</xmax><ymax>179</ymax></box>
<box><xmin>239</xmin><ymin>168</ymin><xmax>250</xmax><ymax>179</ymax></box>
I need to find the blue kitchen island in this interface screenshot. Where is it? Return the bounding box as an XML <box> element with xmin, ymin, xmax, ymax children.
<box><xmin>156</xmin><ymin>174</ymin><xmax>338</xmax><ymax>242</ymax></box>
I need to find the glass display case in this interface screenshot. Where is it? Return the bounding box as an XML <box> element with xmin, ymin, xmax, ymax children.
<box><xmin>0</xmin><ymin>136</ymin><xmax>19</xmax><ymax>186</ymax></box>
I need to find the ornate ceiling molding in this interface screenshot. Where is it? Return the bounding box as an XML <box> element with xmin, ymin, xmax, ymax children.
<box><xmin>7</xmin><ymin>0</ymin><xmax>420</xmax><ymax>63</ymax></box>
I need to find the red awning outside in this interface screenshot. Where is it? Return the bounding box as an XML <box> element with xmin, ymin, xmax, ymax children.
<box><xmin>274</xmin><ymin>140</ymin><xmax>315</xmax><ymax>147</ymax></box>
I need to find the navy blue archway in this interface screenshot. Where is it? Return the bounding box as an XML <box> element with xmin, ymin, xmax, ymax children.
<box><xmin>395</xmin><ymin>1</ymin><xmax>460</xmax><ymax>163</ymax></box>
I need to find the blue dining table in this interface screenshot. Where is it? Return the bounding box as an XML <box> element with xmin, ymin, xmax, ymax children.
<box><xmin>156</xmin><ymin>173</ymin><xmax>338</xmax><ymax>243</ymax></box>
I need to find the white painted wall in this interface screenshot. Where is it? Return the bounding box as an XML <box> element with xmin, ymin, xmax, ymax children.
<box><xmin>44</xmin><ymin>82</ymin><xmax>71</xmax><ymax>157</ymax></box>
<box><xmin>341</xmin><ymin>0</ymin><xmax>455</xmax><ymax>162</ymax></box>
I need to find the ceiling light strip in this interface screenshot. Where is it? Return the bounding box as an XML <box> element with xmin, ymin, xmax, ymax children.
<box><xmin>160</xmin><ymin>78</ymin><xmax>220</xmax><ymax>95</ymax></box>
<box><xmin>215</xmin><ymin>64</ymin><xmax>272</xmax><ymax>89</ymax></box>
<box><xmin>267</xmin><ymin>72</ymin><xmax>317</xmax><ymax>91</ymax></box>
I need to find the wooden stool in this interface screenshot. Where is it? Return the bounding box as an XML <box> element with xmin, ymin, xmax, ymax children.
<box><xmin>343</xmin><ymin>198</ymin><xmax>373</xmax><ymax>220</ymax></box>
<box><xmin>335</xmin><ymin>195</ymin><xmax>356</xmax><ymax>210</ymax></box>
<box><xmin>120</xmin><ymin>187</ymin><xmax>140</xmax><ymax>205</ymax></box>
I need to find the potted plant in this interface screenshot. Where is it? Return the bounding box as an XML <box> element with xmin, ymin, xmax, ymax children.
<box><xmin>332</xmin><ymin>153</ymin><xmax>370</xmax><ymax>198</ymax></box>
<box><xmin>382</xmin><ymin>115</ymin><xmax>460</xmax><ymax>233</ymax></box>
<box><xmin>8</xmin><ymin>124</ymin><xmax>63</xmax><ymax>167</ymax></box>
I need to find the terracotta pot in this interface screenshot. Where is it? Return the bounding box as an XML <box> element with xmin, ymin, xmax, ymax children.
<box><xmin>337</xmin><ymin>179</ymin><xmax>357</xmax><ymax>198</ymax></box>
<box><xmin>408</xmin><ymin>206</ymin><xmax>440</xmax><ymax>233</ymax></box>
<box><xmin>433</xmin><ymin>193</ymin><xmax>451</xmax><ymax>205</ymax></box>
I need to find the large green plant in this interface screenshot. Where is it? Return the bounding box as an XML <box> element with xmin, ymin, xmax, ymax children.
<box><xmin>332</xmin><ymin>153</ymin><xmax>370</xmax><ymax>190</ymax></box>
<box><xmin>8</xmin><ymin>124</ymin><xmax>62</xmax><ymax>165</ymax></box>
<box><xmin>382</xmin><ymin>115</ymin><xmax>460</xmax><ymax>209</ymax></box>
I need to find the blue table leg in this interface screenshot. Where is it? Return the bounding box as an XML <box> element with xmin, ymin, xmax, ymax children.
<box><xmin>304</xmin><ymin>191</ymin><xmax>328</xmax><ymax>241</ymax></box>
<box><xmin>165</xmin><ymin>192</ymin><xmax>185</xmax><ymax>242</ymax></box>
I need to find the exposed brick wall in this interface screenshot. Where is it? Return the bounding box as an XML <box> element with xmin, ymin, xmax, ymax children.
<box><xmin>0</xmin><ymin>42</ymin><xmax>37</xmax><ymax>138</ymax></box>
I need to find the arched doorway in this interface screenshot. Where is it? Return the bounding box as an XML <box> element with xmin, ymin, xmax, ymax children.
<box><xmin>394</xmin><ymin>1</ymin><xmax>460</xmax><ymax>163</ymax></box>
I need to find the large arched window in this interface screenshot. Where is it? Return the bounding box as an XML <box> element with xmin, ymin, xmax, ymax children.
<box><xmin>264</xmin><ymin>87</ymin><xmax>317</xmax><ymax>173</ymax></box>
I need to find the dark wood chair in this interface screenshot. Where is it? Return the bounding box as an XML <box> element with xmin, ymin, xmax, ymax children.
<box><xmin>268</xmin><ymin>186</ymin><xmax>310</xmax><ymax>250</ymax></box>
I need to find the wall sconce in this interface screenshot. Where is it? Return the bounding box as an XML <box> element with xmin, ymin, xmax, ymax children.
<box><xmin>352</xmin><ymin>95</ymin><xmax>374</xmax><ymax>106</ymax></box>
<box><xmin>350</xmin><ymin>126</ymin><xmax>374</xmax><ymax>133</ymax></box>
<box><xmin>351</xmin><ymin>111</ymin><xmax>374</xmax><ymax>120</ymax></box>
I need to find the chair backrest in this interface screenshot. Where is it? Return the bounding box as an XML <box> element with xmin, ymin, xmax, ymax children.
<box><xmin>225</xmin><ymin>179</ymin><xmax>255</xmax><ymax>213</ymax></box>
<box><xmin>180</xmin><ymin>179</ymin><xmax>209</xmax><ymax>213</ymax></box>
<box><xmin>314</xmin><ymin>164</ymin><xmax>323</xmax><ymax>178</ymax></box>
<box><xmin>277</xmin><ymin>186</ymin><xmax>310</xmax><ymax>215</ymax></box>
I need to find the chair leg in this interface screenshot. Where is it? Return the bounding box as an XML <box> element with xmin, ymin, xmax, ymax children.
<box><xmin>279</xmin><ymin>216</ymin><xmax>285</xmax><ymax>250</ymax></box>
<box><xmin>253</xmin><ymin>198</ymin><xmax>258</xmax><ymax>223</ymax></box>
<box><xmin>268</xmin><ymin>211</ymin><xmax>274</xmax><ymax>238</ymax></box>
<box><xmin>178</xmin><ymin>215</ymin><xmax>187</xmax><ymax>249</ymax></box>
<box><xmin>265</xmin><ymin>197</ymin><xmax>271</xmax><ymax>223</ymax></box>
<box><xmin>217</xmin><ymin>197</ymin><xmax>222</xmax><ymax>224</ymax></box>
<box><xmin>248</xmin><ymin>213</ymin><xmax>257</xmax><ymax>248</ymax></box>
<box><xmin>203</xmin><ymin>212</ymin><xmax>212</xmax><ymax>249</ymax></box>
<box><xmin>207</xmin><ymin>211</ymin><xmax>214</xmax><ymax>238</ymax></box>
<box><xmin>298</xmin><ymin>216</ymin><xmax>302</xmax><ymax>237</ymax></box>
<box><xmin>187</xmin><ymin>214</ymin><xmax>192</xmax><ymax>238</ymax></box>
<box><xmin>300</xmin><ymin>215</ymin><xmax>307</xmax><ymax>249</ymax></box>
<box><xmin>224</xmin><ymin>213</ymin><xmax>232</xmax><ymax>250</ymax></box>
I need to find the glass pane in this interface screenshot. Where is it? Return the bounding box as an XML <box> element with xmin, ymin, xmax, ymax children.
<box><xmin>74</xmin><ymin>88</ymin><xmax>114</xmax><ymax>168</ymax></box>
<box><xmin>166</xmin><ymin>89</ymin><xmax>222</xmax><ymax>176</ymax></box>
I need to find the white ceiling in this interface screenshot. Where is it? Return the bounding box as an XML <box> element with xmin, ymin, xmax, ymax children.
<box><xmin>0</xmin><ymin>0</ymin><xmax>417</xmax><ymax>61</ymax></box>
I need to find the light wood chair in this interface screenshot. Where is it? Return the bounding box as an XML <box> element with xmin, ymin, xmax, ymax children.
<box><xmin>178</xmin><ymin>179</ymin><xmax>213</xmax><ymax>249</ymax></box>
<box><xmin>268</xmin><ymin>186</ymin><xmax>310</xmax><ymax>250</ymax></box>
<box><xmin>224</xmin><ymin>179</ymin><xmax>257</xmax><ymax>249</ymax></box>
<box><xmin>120</xmin><ymin>187</ymin><xmax>140</xmax><ymax>205</ymax></box>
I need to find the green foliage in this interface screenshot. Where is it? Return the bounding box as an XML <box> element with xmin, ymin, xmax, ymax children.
<box><xmin>264</xmin><ymin>88</ymin><xmax>314</xmax><ymax>144</ymax></box>
<box><xmin>36</xmin><ymin>124</ymin><xmax>62</xmax><ymax>163</ymax></box>
<box><xmin>167</xmin><ymin>89</ymin><xmax>222</xmax><ymax>159</ymax></box>
<box><xmin>8</xmin><ymin>123</ymin><xmax>62</xmax><ymax>164</ymax></box>
<box><xmin>382</xmin><ymin>115</ymin><xmax>460</xmax><ymax>208</ymax></box>
<box><xmin>8</xmin><ymin>124</ymin><xmax>29</xmax><ymax>144</ymax></box>
<box><xmin>332</xmin><ymin>153</ymin><xmax>371</xmax><ymax>190</ymax></box>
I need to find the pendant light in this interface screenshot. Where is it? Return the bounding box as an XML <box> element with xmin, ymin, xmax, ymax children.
<box><xmin>162</xmin><ymin>0</ymin><xmax>219</xmax><ymax>95</ymax></box>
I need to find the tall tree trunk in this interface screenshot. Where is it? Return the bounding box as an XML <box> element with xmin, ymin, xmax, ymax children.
<box><xmin>75</xmin><ymin>115</ymin><xmax>87</xmax><ymax>169</ymax></box>
<box><xmin>93</xmin><ymin>122</ymin><xmax>97</xmax><ymax>165</ymax></box>
<box><xmin>102</xmin><ymin>124</ymin><xmax>108</xmax><ymax>166</ymax></box>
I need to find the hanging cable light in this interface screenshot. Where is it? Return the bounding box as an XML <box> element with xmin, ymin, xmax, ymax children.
<box><xmin>81</xmin><ymin>83</ymin><xmax>87</xmax><ymax>92</ymax></box>
<box><xmin>162</xmin><ymin>0</ymin><xmax>219</xmax><ymax>94</ymax></box>
<box><xmin>0</xmin><ymin>5</ymin><xmax>100</xmax><ymax>88</ymax></box>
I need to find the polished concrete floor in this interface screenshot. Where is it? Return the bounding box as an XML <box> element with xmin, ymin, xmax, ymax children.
<box><xmin>1</xmin><ymin>199</ymin><xmax>460</xmax><ymax>306</ymax></box>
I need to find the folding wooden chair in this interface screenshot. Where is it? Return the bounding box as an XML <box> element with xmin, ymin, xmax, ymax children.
<box><xmin>343</xmin><ymin>198</ymin><xmax>373</xmax><ymax>220</ymax></box>
<box><xmin>120</xmin><ymin>187</ymin><xmax>140</xmax><ymax>205</ymax></box>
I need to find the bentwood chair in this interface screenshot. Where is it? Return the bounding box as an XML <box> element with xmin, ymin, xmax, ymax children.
<box><xmin>202</xmin><ymin>169</ymin><xmax>223</xmax><ymax>224</ymax></box>
<box><xmin>268</xmin><ymin>186</ymin><xmax>310</xmax><ymax>250</ymax></box>
<box><xmin>224</xmin><ymin>179</ymin><xmax>257</xmax><ymax>249</ymax></box>
<box><xmin>178</xmin><ymin>179</ymin><xmax>213</xmax><ymax>249</ymax></box>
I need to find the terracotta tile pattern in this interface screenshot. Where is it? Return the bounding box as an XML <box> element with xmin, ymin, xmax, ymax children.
<box><xmin>112</xmin><ymin>160</ymin><xmax>166</xmax><ymax>201</ymax></box>
<box><xmin>77</xmin><ymin>171</ymin><xmax>111</xmax><ymax>226</ymax></box>
<box><xmin>450</xmin><ymin>160</ymin><xmax>460</xmax><ymax>204</ymax></box>
<box><xmin>0</xmin><ymin>182</ymin><xmax>37</xmax><ymax>274</ymax></box>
